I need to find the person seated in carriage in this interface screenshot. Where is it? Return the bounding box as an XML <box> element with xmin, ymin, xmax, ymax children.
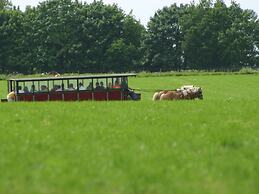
<box><xmin>24</xmin><ymin>86</ymin><xmax>29</xmax><ymax>93</ymax></box>
<box><xmin>67</xmin><ymin>83</ymin><xmax>75</xmax><ymax>91</ymax></box>
<box><xmin>40</xmin><ymin>85</ymin><xmax>48</xmax><ymax>92</ymax></box>
<box><xmin>78</xmin><ymin>82</ymin><xmax>86</xmax><ymax>90</ymax></box>
<box><xmin>18</xmin><ymin>86</ymin><xmax>24</xmax><ymax>93</ymax></box>
<box><xmin>86</xmin><ymin>82</ymin><xmax>93</xmax><ymax>90</ymax></box>
<box><xmin>112</xmin><ymin>80</ymin><xmax>121</xmax><ymax>89</ymax></box>
<box><xmin>30</xmin><ymin>85</ymin><xmax>36</xmax><ymax>93</ymax></box>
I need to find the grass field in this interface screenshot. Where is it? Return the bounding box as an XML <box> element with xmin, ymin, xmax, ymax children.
<box><xmin>0</xmin><ymin>74</ymin><xmax>259</xmax><ymax>194</ymax></box>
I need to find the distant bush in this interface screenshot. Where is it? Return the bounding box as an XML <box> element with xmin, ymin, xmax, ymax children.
<box><xmin>0</xmin><ymin>74</ymin><xmax>8</xmax><ymax>80</ymax></box>
<box><xmin>239</xmin><ymin>67</ymin><xmax>259</xmax><ymax>74</ymax></box>
<box><xmin>137</xmin><ymin>69</ymin><xmax>259</xmax><ymax>77</ymax></box>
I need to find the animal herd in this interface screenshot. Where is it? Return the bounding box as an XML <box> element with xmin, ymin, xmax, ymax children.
<box><xmin>152</xmin><ymin>85</ymin><xmax>203</xmax><ymax>101</ymax></box>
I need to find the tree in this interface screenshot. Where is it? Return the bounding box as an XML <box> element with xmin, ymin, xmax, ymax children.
<box><xmin>144</xmin><ymin>4</ymin><xmax>187</xmax><ymax>71</ymax></box>
<box><xmin>181</xmin><ymin>0</ymin><xmax>259</xmax><ymax>70</ymax></box>
<box><xmin>19</xmin><ymin>0</ymin><xmax>144</xmax><ymax>73</ymax></box>
<box><xmin>0</xmin><ymin>0</ymin><xmax>11</xmax><ymax>10</ymax></box>
<box><xmin>0</xmin><ymin>8</ymin><xmax>24</xmax><ymax>73</ymax></box>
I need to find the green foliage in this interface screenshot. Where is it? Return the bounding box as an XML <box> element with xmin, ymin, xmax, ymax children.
<box><xmin>190</xmin><ymin>0</ymin><xmax>259</xmax><ymax>70</ymax></box>
<box><xmin>0</xmin><ymin>0</ymin><xmax>259</xmax><ymax>73</ymax></box>
<box><xmin>0</xmin><ymin>74</ymin><xmax>259</xmax><ymax>194</ymax></box>
<box><xmin>145</xmin><ymin>0</ymin><xmax>259</xmax><ymax>71</ymax></box>
<box><xmin>0</xmin><ymin>0</ymin><xmax>144</xmax><ymax>74</ymax></box>
<box><xmin>0</xmin><ymin>9</ymin><xmax>24</xmax><ymax>72</ymax></box>
<box><xmin>144</xmin><ymin>4</ymin><xmax>187</xmax><ymax>71</ymax></box>
<box><xmin>0</xmin><ymin>0</ymin><xmax>11</xmax><ymax>10</ymax></box>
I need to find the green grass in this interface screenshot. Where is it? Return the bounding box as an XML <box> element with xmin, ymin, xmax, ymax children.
<box><xmin>0</xmin><ymin>74</ymin><xmax>259</xmax><ymax>194</ymax></box>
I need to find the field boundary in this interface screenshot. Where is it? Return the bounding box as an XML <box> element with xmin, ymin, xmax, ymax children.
<box><xmin>0</xmin><ymin>68</ymin><xmax>258</xmax><ymax>80</ymax></box>
<box><xmin>137</xmin><ymin>69</ymin><xmax>259</xmax><ymax>77</ymax></box>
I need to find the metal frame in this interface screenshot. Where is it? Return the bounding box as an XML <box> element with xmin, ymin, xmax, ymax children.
<box><xmin>7</xmin><ymin>74</ymin><xmax>136</xmax><ymax>102</ymax></box>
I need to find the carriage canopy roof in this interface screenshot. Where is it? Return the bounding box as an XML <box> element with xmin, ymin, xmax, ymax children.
<box><xmin>8</xmin><ymin>73</ymin><xmax>137</xmax><ymax>82</ymax></box>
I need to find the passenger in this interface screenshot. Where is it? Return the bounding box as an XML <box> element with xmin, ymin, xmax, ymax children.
<box><xmin>108</xmin><ymin>82</ymin><xmax>112</xmax><ymax>89</ymax></box>
<box><xmin>78</xmin><ymin>82</ymin><xmax>86</xmax><ymax>90</ymax></box>
<box><xmin>99</xmin><ymin>81</ymin><xmax>105</xmax><ymax>90</ymax></box>
<box><xmin>67</xmin><ymin>83</ymin><xmax>75</xmax><ymax>91</ymax></box>
<box><xmin>112</xmin><ymin>80</ymin><xmax>121</xmax><ymax>89</ymax></box>
<box><xmin>51</xmin><ymin>85</ymin><xmax>58</xmax><ymax>92</ymax></box>
<box><xmin>24</xmin><ymin>86</ymin><xmax>29</xmax><ymax>93</ymax></box>
<box><xmin>40</xmin><ymin>85</ymin><xmax>48</xmax><ymax>92</ymax></box>
<box><xmin>95</xmin><ymin>82</ymin><xmax>101</xmax><ymax>91</ymax></box>
<box><xmin>86</xmin><ymin>82</ymin><xmax>93</xmax><ymax>90</ymax></box>
<box><xmin>121</xmin><ymin>78</ymin><xmax>128</xmax><ymax>90</ymax></box>
<box><xmin>18</xmin><ymin>86</ymin><xmax>24</xmax><ymax>93</ymax></box>
<box><xmin>56</xmin><ymin>85</ymin><xmax>62</xmax><ymax>91</ymax></box>
<box><xmin>30</xmin><ymin>85</ymin><xmax>36</xmax><ymax>93</ymax></box>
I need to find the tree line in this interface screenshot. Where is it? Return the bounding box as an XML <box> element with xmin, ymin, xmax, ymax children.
<box><xmin>0</xmin><ymin>0</ymin><xmax>258</xmax><ymax>74</ymax></box>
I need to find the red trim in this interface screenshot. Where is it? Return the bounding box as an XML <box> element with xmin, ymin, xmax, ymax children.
<box><xmin>64</xmin><ymin>92</ymin><xmax>78</xmax><ymax>101</ymax></box>
<box><xmin>17</xmin><ymin>90</ymin><xmax>130</xmax><ymax>102</ymax></box>
<box><xmin>94</xmin><ymin>91</ymin><xmax>107</xmax><ymax>101</ymax></box>
<box><xmin>49</xmin><ymin>92</ymin><xmax>62</xmax><ymax>101</ymax></box>
<box><xmin>79</xmin><ymin>91</ymin><xmax>92</xmax><ymax>101</ymax></box>
<box><xmin>18</xmin><ymin>94</ymin><xmax>33</xmax><ymax>101</ymax></box>
<box><xmin>108</xmin><ymin>90</ymin><xmax>122</xmax><ymax>100</ymax></box>
<box><xmin>35</xmin><ymin>93</ymin><xmax>48</xmax><ymax>101</ymax></box>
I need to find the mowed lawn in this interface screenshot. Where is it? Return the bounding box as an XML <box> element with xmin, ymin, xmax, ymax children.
<box><xmin>0</xmin><ymin>74</ymin><xmax>259</xmax><ymax>194</ymax></box>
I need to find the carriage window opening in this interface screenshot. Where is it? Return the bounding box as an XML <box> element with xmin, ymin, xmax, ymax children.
<box><xmin>51</xmin><ymin>80</ymin><xmax>63</xmax><ymax>92</ymax></box>
<box><xmin>106</xmin><ymin>78</ymin><xmax>109</xmax><ymax>89</ymax></box>
<box><xmin>24</xmin><ymin>82</ymin><xmax>32</xmax><ymax>93</ymax></box>
<box><xmin>94</xmin><ymin>78</ymin><xmax>106</xmax><ymax>91</ymax></box>
<box><xmin>39</xmin><ymin>81</ymin><xmax>48</xmax><ymax>92</ymax></box>
<box><xmin>16</xmin><ymin>82</ymin><xmax>24</xmax><ymax>94</ymax></box>
<box><xmin>85</xmin><ymin>80</ymin><xmax>93</xmax><ymax>91</ymax></box>
<box><xmin>121</xmin><ymin>77</ymin><xmax>128</xmax><ymax>90</ymax></box>
<box><xmin>78</xmin><ymin>79</ymin><xmax>86</xmax><ymax>91</ymax></box>
<box><xmin>31</xmin><ymin>81</ymin><xmax>36</xmax><ymax>93</ymax></box>
<box><xmin>112</xmin><ymin>77</ymin><xmax>121</xmax><ymax>89</ymax></box>
<box><xmin>65</xmin><ymin>79</ymin><xmax>76</xmax><ymax>91</ymax></box>
<box><xmin>11</xmin><ymin>81</ymin><xmax>14</xmax><ymax>92</ymax></box>
<box><xmin>37</xmin><ymin>81</ymin><xmax>40</xmax><ymax>92</ymax></box>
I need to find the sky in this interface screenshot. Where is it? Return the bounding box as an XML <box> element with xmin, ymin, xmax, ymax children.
<box><xmin>11</xmin><ymin>0</ymin><xmax>259</xmax><ymax>25</ymax></box>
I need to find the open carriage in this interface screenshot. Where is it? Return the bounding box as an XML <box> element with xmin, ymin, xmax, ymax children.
<box><xmin>4</xmin><ymin>73</ymin><xmax>141</xmax><ymax>102</ymax></box>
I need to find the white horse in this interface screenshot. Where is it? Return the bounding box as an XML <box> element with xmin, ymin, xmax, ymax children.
<box><xmin>152</xmin><ymin>85</ymin><xmax>203</xmax><ymax>101</ymax></box>
<box><xmin>7</xmin><ymin>91</ymin><xmax>16</xmax><ymax>102</ymax></box>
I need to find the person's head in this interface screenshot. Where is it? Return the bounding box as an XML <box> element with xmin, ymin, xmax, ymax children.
<box><xmin>18</xmin><ymin>86</ymin><xmax>22</xmax><ymax>90</ymax></box>
<box><xmin>79</xmin><ymin>82</ymin><xmax>83</xmax><ymax>86</ymax></box>
<box><xmin>100</xmin><ymin>81</ymin><xmax>104</xmax><ymax>86</ymax></box>
<box><xmin>31</xmin><ymin>85</ymin><xmax>35</xmax><ymax>89</ymax></box>
<box><xmin>96</xmin><ymin>82</ymin><xmax>99</xmax><ymax>87</ymax></box>
<box><xmin>69</xmin><ymin>83</ymin><xmax>74</xmax><ymax>88</ymax></box>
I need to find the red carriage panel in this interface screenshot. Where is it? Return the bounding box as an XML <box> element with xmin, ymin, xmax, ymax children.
<box><xmin>64</xmin><ymin>91</ymin><xmax>78</xmax><ymax>101</ymax></box>
<box><xmin>123</xmin><ymin>91</ymin><xmax>129</xmax><ymax>100</ymax></box>
<box><xmin>18</xmin><ymin>94</ymin><xmax>34</xmax><ymax>101</ymax></box>
<box><xmin>34</xmin><ymin>93</ymin><xmax>49</xmax><ymax>101</ymax></box>
<box><xmin>79</xmin><ymin>91</ymin><xmax>92</xmax><ymax>101</ymax></box>
<box><xmin>17</xmin><ymin>94</ymin><xmax>25</xmax><ymax>101</ymax></box>
<box><xmin>50</xmin><ymin>92</ymin><xmax>63</xmax><ymax>101</ymax></box>
<box><xmin>108</xmin><ymin>90</ymin><xmax>122</xmax><ymax>100</ymax></box>
<box><xmin>94</xmin><ymin>91</ymin><xmax>107</xmax><ymax>101</ymax></box>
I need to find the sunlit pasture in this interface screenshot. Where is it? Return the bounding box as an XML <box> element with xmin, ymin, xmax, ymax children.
<box><xmin>0</xmin><ymin>74</ymin><xmax>259</xmax><ymax>194</ymax></box>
